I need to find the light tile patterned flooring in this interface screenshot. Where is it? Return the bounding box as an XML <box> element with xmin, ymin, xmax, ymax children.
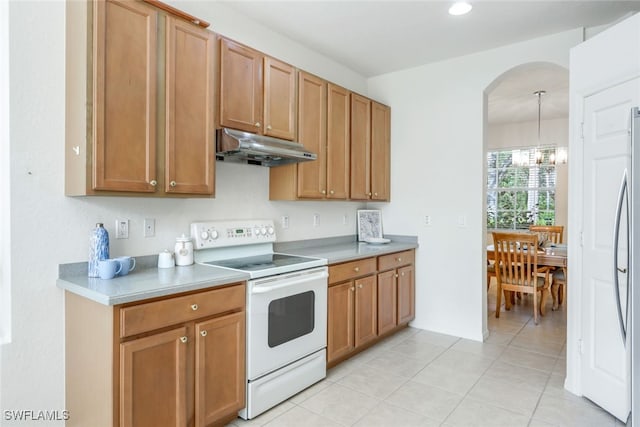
<box><xmin>227</xmin><ymin>281</ymin><xmax>624</xmax><ymax>427</ymax></box>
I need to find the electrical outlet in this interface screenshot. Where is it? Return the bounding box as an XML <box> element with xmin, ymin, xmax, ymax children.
<box><xmin>313</xmin><ymin>213</ymin><xmax>320</xmax><ymax>227</ymax></box>
<box><xmin>343</xmin><ymin>214</ymin><xmax>349</xmax><ymax>225</ymax></box>
<box><xmin>115</xmin><ymin>219</ymin><xmax>129</xmax><ymax>239</ymax></box>
<box><xmin>144</xmin><ymin>218</ymin><xmax>155</xmax><ymax>237</ymax></box>
<box><xmin>281</xmin><ymin>216</ymin><xmax>290</xmax><ymax>229</ymax></box>
<box><xmin>424</xmin><ymin>215</ymin><xmax>432</xmax><ymax>226</ymax></box>
<box><xmin>457</xmin><ymin>215</ymin><xmax>467</xmax><ymax>227</ymax></box>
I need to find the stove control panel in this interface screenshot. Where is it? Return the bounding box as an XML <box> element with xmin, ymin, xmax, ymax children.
<box><xmin>191</xmin><ymin>220</ymin><xmax>276</xmax><ymax>249</ymax></box>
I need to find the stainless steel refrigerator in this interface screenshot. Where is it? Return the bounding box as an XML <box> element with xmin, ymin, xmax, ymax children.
<box><xmin>615</xmin><ymin>107</ymin><xmax>640</xmax><ymax>426</ymax></box>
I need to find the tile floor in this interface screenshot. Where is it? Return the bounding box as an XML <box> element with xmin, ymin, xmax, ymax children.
<box><xmin>226</xmin><ymin>281</ymin><xmax>624</xmax><ymax>427</ymax></box>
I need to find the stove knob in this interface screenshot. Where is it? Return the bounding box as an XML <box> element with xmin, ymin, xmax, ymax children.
<box><xmin>200</xmin><ymin>230</ymin><xmax>209</xmax><ymax>240</ymax></box>
<box><xmin>210</xmin><ymin>230</ymin><xmax>219</xmax><ymax>240</ymax></box>
<box><xmin>254</xmin><ymin>227</ymin><xmax>260</xmax><ymax>236</ymax></box>
<box><xmin>267</xmin><ymin>226</ymin><xmax>274</xmax><ymax>235</ymax></box>
<box><xmin>260</xmin><ymin>227</ymin><xmax>267</xmax><ymax>235</ymax></box>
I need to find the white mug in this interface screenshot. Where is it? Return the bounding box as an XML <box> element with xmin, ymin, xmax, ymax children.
<box><xmin>158</xmin><ymin>250</ymin><xmax>175</xmax><ymax>269</ymax></box>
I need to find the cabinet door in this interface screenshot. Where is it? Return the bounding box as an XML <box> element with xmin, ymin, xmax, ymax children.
<box><xmin>264</xmin><ymin>57</ymin><xmax>297</xmax><ymax>140</ymax></box>
<box><xmin>377</xmin><ymin>270</ymin><xmax>397</xmax><ymax>335</ymax></box>
<box><xmin>327</xmin><ymin>84</ymin><xmax>350</xmax><ymax>199</ymax></box>
<box><xmin>120</xmin><ymin>327</ymin><xmax>188</xmax><ymax>427</ymax></box>
<box><xmin>296</xmin><ymin>72</ymin><xmax>327</xmax><ymax>198</ymax></box>
<box><xmin>397</xmin><ymin>265</ymin><xmax>415</xmax><ymax>324</ymax></box>
<box><xmin>350</xmin><ymin>94</ymin><xmax>371</xmax><ymax>200</ymax></box>
<box><xmin>219</xmin><ymin>38</ymin><xmax>263</xmax><ymax>133</ymax></box>
<box><xmin>165</xmin><ymin>17</ymin><xmax>215</xmax><ymax>195</ymax></box>
<box><xmin>371</xmin><ymin>102</ymin><xmax>390</xmax><ymax>201</ymax></box>
<box><xmin>93</xmin><ymin>0</ymin><xmax>157</xmax><ymax>192</ymax></box>
<box><xmin>354</xmin><ymin>275</ymin><xmax>377</xmax><ymax>347</ymax></box>
<box><xmin>195</xmin><ymin>312</ymin><xmax>245</xmax><ymax>427</ymax></box>
<box><xmin>327</xmin><ymin>281</ymin><xmax>355</xmax><ymax>363</ymax></box>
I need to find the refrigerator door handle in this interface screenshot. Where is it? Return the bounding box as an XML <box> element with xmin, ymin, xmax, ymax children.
<box><xmin>613</xmin><ymin>169</ymin><xmax>629</xmax><ymax>343</ymax></box>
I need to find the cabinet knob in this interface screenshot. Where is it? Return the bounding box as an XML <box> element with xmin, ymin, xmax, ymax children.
<box><xmin>255</xmin><ymin>122</ymin><xmax>261</xmax><ymax>128</ymax></box>
<box><xmin>368</xmin><ymin>192</ymin><xmax>372</xmax><ymax>197</ymax></box>
<box><xmin>150</xmin><ymin>180</ymin><xmax>157</xmax><ymax>187</ymax></box>
<box><xmin>267</xmin><ymin>125</ymin><xmax>272</xmax><ymax>130</ymax></box>
<box><xmin>350</xmin><ymin>287</ymin><xmax>355</xmax><ymax>292</ymax></box>
<box><xmin>170</xmin><ymin>180</ymin><xmax>177</xmax><ymax>187</ymax></box>
<box><xmin>200</xmin><ymin>330</ymin><xmax>207</xmax><ymax>337</ymax></box>
<box><xmin>180</xmin><ymin>336</ymin><xmax>187</xmax><ymax>343</ymax></box>
<box><xmin>401</xmin><ymin>272</ymin><xmax>405</xmax><ymax>277</ymax></box>
<box><xmin>396</xmin><ymin>258</ymin><xmax>402</xmax><ymax>262</ymax></box>
<box><xmin>395</xmin><ymin>274</ymin><xmax>399</xmax><ymax>278</ymax></box>
<box><xmin>358</xmin><ymin>284</ymin><xmax>363</xmax><ymax>289</ymax></box>
<box><xmin>330</xmin><ymin>190</ymin><xmax>335</xmax><ymax>195</ymax></box>
<box><xmin>321</xmin><ymin>190</ymin><xmax>326</xmax><ymax>194</ymax></box>
<box><xmin>191</xmin><ymin>304</ymin><xmax>198</xmax><ymax>311</ymax></box>
<box><xmin>374</xmin><ymin>192</ymin><xmax>378</xmax><ymax>197</ymax></box>
<box><xmin>354</xmin><ymin>267</ymin><xmax>360</xmax><ymax>272</ymax></box>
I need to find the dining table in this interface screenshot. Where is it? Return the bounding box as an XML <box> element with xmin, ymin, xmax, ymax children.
<box><xmin>487</xmin><ymin>243</ymin><xmax>568</xmax><ymax>312</ymax></box>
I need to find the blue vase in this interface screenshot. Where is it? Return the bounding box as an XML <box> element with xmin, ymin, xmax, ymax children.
<box><xmin>88</xmin><ymin>223</ymin><xmax>110</xmax><ymax>277</ymax></box>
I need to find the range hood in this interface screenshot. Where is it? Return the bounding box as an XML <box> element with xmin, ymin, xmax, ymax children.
<box><xmin>216</xmin><ymin>128</ymin><xmax>317</xmax><ymax>167</ymax></box>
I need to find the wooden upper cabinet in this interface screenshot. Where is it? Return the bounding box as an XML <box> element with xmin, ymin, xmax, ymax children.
<box><xmin>219</xmin><ymin>37</ymin><xmax>297</xmax><ymax>140</ymax></box>
<box><xmin>371</xmin><ymin>102</ymin><xmax>390</xmax><ymax>201</ymax></box>
<box><xmin>264</xmin><ymin>57</ymin><xmax>297</xmax><ymax>140</ymax></box>
<box><xmin>219</xmin><ymin>38</ymin><xmax>263</xmax><ymax>134</ymax></box>
<box><xmin>165</xmin><ymin>17</ymin><xmax>215</xmax><ymax>195</ymax></box>
<box><xmin>93</xmin><ymin>0</ymin><xmax>157</xmax><ymax>192</ymax></box>
<box><xmin>296</xmin><ymin>72</ymin><xmax>327</xmax><ymax>198</ymax></box>
<box><xmin>326</xmin><ymin>84</ymin><xmax>350</xmax><ymax>199</ymax></box>
<box><xmin>350</xmin><ymin>94</ymin><xmax>372</xmax><ymax>200</ymax></box>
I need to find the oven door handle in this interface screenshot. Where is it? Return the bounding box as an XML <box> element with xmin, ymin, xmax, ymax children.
<box><xmin>251</xmin><ymin>270</ymin><xmax>328</xmax><ymax>294</ymax></box>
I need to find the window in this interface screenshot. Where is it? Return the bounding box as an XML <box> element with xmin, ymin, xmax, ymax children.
<box><xmin>487</xmin><ymin>147</ymin><xmax>557</xmax><ymax>230</ymax></box>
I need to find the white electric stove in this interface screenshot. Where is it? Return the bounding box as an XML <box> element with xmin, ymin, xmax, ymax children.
<box><xmin>191</xmin><ymin>220</ymin><xmax>328</xmax><ymax>420</ymax></box>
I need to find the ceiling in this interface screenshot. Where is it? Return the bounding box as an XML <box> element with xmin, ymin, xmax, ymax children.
<box><xmin>221</xmin><ymin>1</ymin><xmax>640</xmax><ymax>124</ymax></box>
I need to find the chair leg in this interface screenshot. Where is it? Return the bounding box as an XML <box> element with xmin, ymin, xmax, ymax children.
<box><xmin>540</xmin><ymin>287</ymin><xmax>548</xmax><ymax>317</ymax></box>
<box><xmin>533</xmin><ymin>289</ymin><xmax>538</xmax><ymax>325</ymax></box>
<box><xmin>558</xmin><ymin>283</ymin><xmax>564</xmax><ymax>306</ymax></box>
<box><xmin>495</xmin><ymin>282</ymin><xmax>502</xmax><ymax>318</ymax></box>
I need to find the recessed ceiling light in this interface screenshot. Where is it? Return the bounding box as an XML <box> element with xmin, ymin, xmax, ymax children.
<box><xmin>449</xmin><ymin>2</ymin><xmax>473</xmax><ymax>16</ymax></box>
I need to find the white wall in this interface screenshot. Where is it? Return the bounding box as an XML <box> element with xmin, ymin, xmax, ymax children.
<box><xmin>367</xmin><ymin>29</ymin><xmax>583</xmax><ymax>341</ymax></box>
<box><xmin>1</xmin><ymin>1</ymin><xmax>366</xmax><ymax>423</ymax></box>
<box><xmin>487</xmin><ymin>118</ymin><xmax>570</xmax><ymax>235</ymax></box>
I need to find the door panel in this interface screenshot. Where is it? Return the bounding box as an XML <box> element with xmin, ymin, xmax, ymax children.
<box><xmin>581</xmin><ymin>77</ymin><xmax>639</xmax><ymax>421</ymax></box>
<box><xmin>354</xmin><ymin>275</ymin><xmax>377</xmax><ymax>347</ymax></box>
<box><xmin>327</xmin><ymin>282</ymin><xmax>355</xmax><ymax>363</ymax></box>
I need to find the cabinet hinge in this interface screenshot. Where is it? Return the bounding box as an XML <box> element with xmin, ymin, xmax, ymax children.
<box><xmin>578</xmin><ymin>338</ymin><xmax>584</xmax><ymax>355</ymax></box>
<box><xmin>580</xmin><ymin>231</ymin><xmax>584</xmax><ymax>247</ymax></box>
<box><xmin>580</xmin><ymin>122</ymin><xmax>585</xmax><ymax>140</ymax></box>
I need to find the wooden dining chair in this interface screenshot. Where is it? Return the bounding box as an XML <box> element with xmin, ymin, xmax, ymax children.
<box><xmin>551</xmin><ymin>267</ymin><xmax>567</xmax><ymax>310</ymax></box>
<box><xmin>529</xmin><ymin>225</ymin><xmax>564</xmax><ymax>244</ymax></box>
<box><xmin>529</xmin><ymin>225</ymin><xmax>565</xmax><ymax>308</ymax></box>
<box><xmin>492</xmin><ymin>231</ymin><xmax>550</xmax><ymax>324</ymax></box>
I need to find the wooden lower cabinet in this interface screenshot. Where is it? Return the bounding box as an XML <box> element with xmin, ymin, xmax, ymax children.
<box><xmin>354</xmin><ymin>275</ymin><xmax>378</xmax><ymax>347</ymax></box>
<box><xmin>377</xmin><ymin>270</ymin><xmax>398</xmax><ymax>335</ymax></box>
<box><xmin>195</xmin><ymin>312</ymin><xmax>245</xmax><ymax>427</ymax></box>
<box><xmin>120</xmin><ymin>327</ymin><xmax>189</xmax><ymax>427</ymax></box>
<box><xmin>327</xmin><ymin>250</ymin><xmax>415</xmax><ymax>366</ymax></box>
<box><xmin>397</xmin><ymin>265</ymin><xmax>416</xmax><ymax>324</ymax></box>
<box><xmin>65</xmin><ymin>283</ymin><xmax>246</xmax><ymax>427</ymax></box>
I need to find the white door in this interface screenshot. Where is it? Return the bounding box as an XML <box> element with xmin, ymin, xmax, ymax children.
<box><xmin>581</xmin><ymin>77</ymin><xmax>639</xmax><ymax>422</ymax></box>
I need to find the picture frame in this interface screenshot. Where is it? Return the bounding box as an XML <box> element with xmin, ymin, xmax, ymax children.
<box><xmin>357</xmin><ymin>209</ymin><xmax>383</xmax><ymax>241</ymax></box>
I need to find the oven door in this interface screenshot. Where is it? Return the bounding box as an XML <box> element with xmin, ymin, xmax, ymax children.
<box><xmin>246</xmin><ymin>266</ymin><xmax>328</xmax><ymax>380</ymax></box>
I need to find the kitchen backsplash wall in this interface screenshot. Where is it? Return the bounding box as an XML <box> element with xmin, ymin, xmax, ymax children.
<box><xmin>70</xmin><ymin>162</ymin><xmax>365</xmax><ymax>263</ymax></box>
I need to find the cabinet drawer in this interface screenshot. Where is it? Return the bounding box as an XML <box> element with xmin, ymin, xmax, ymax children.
<box><xmin>378</xmin><ymin>250</ymin><xmax>414</xmax><ymax>271</ymax></box>
<box><xmin>329</xmin><ymin>257</ymin><xmax>376</xmax><ymax>284</ymax></box>
<box><xmin>120</xmin><ymin>283</ymin><xmax>245</xmax><ymax>338</ymax></box>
